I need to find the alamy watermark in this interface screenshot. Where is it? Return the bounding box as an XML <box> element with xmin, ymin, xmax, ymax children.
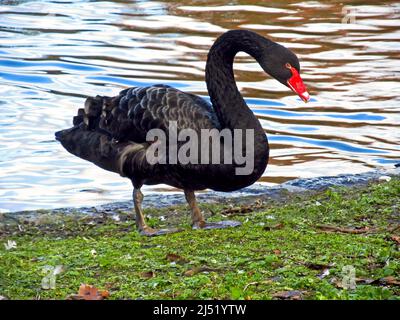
<box><xmin>341</xmin><ymin>265</ymin><xmax>356</xmax><ymax>290</ymax></box>
<box><xmin>342</xmin><ymin>7</ymin><xmax>357</xmax><ymax>24</ymax></box>
<box><xmin>342</xmin><ymin>5</ymin><xmax>400</xmax><ymax>24</ymax></box>
<box><xmin>41</xmin><ymin>265</ymin><xmax>63</xmax><ymax>290</ymax></box>
<box><xmin>144</xmin><ymin>121</ymin><xmax>255</xmax><ymax>176</ymax></box>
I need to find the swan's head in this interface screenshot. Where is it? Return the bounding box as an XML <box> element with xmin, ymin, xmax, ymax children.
<box><xmin>259</xmin><ymin>43</ymin><xmax>310</xmax><ymax>103</ymax></box>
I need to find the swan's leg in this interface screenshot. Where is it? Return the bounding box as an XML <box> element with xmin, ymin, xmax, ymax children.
<box><xmin>184</xmin><ymin>190</ymin><xmax>242</xmax><ymax>230</ymax></box>
<box><xmin>133</xmin><ymin>188</ymin><xmax>150</xmax><ymax>233</ymax></box>
<box><xmin>184</xmin><ymin>190</ymin><xmax>206</xmax><ymax>228</ymax></box>
<box><xmin>133</xmin><ymin>188</ymin><xmax>181</xmax><ymax>236</ymax></box>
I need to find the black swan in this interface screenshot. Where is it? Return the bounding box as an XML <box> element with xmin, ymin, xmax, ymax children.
<box><xmin>55</xmin><ymin>30</ymin><xmax>310</xmax><ymax>236</ymax></box>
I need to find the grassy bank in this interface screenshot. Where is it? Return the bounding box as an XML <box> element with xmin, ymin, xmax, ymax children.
<box><xmin>1</xmin><ymin>178</ymin><xmax>399</xmax><ymax>300</ymax></box>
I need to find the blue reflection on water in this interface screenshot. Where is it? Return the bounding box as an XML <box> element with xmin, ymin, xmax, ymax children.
<box><xmin>87</xmin><ymin>75</ymin><xmax>190</xmax><ymax>88</ymax></box>
<box><xmin>374</xmin><ymin>158</ymin><xmax>400</xmax><ymax>164</ymax></box>
<box><xmin>270</xmin><ymin>135</ymin><xmax>387</xmax><ymax>154</ymax></box>
<box><xmin>0</xmin><ymin>71</ymin><xmax>53</xmax><ymax>83</ymax></box>
<box><xmin>0</xmin><ymin>58</ymin><xmax>103</xmax><ymax>72</ymax></box>
<box><xmin>254</xmin><ymin>108</ymin><xmax>386</xmax><ymax>121</ymax></box>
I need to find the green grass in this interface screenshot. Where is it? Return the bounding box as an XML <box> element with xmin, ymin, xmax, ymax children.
<box><xmin>0</xmin><ymin>178</ymin><xmax>399</xmax><ymax>300</ymax></box>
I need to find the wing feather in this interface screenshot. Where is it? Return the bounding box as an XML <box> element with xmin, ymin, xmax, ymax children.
<box><xmin>92</xmin><ymin>85</ymin><xmax>220</xmax><ymax>143</ymax></box>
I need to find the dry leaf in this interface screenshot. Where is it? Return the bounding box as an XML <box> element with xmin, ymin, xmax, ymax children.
<box><xmin>141</xmin><ymin>271</ymin><xmax>155</xmax><ymax>279</ymax></box>
<box><xmin>334</xmin><ymin>277</ymin><xmax>374</xmax><ymax>288</ymax></box>
<box><xmin>356</xmin><ymin>278</ymin><xmax>375</xmax><ymax>286</ymax></box>
<box><xmin>263</xmin><ymin>223</ymin><xmax>284</xmax><ymax>231</ymax></box>
<box><xmin>380</xmin><ymin>276</ymin><xmax>400</xmax><ymax>286</ymax></box>
<box><xmin>67</xmin><ymin>284</ymin><xmax>109</xmax><ymax>300</ymax></box>
<box><xmin>390</xmin><ymin>235</ymin><xmax>400</xmax><ymax>245</ymax></box>
<box><xmin>355</xmin><ymin>277</ymin><xmax>400</xmax><ymax>286</ymax></box>
<box><xmin>273</xmin><ymin>249</ymin><xmax>281</xmax><ymax>255</ymax></box>
<box><xmin>316</xmin><ymin>225</ymin><xmax>374</xmax><ymax>234</ymax></box>
<box><xmin>220</xmin><ymin>201</ymin><xmax>264</xmax><ymax>216</ymax></box>
<box><xmin>272</xmin><ymin>290</ymin><xmax>305</xmax><ymax>300</ymax></box>
<box><xmin>333</xmin><ymin>276</ymin><xmax>400</xmax><ymax>289</ymax></box>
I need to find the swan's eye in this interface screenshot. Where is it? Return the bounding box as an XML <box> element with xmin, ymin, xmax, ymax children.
<box><xmin>285</xmin><ymin>63</ymin><xmax>292</xmax><ymax>69</ymax></box>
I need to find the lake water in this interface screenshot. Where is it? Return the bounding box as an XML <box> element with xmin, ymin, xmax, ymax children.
<box><xmin>0</xmin><ymin>0</ymin><xmax>399</xmax><ymax>212</ymax></box>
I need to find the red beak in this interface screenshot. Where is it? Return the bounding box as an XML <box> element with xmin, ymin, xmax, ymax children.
<box><xmin>286</xmin><ymin>65</ymin><xmax>310</xmax><ymax>103</ymax></box>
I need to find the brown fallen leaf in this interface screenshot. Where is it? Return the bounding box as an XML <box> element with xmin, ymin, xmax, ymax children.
<box><xmin>67</xmin><ymin>284</ymin><xmax>109</xmax><ymax>300</ymax></box>
<box><xmin>272</xmin><ymin>249</ymin><xmax>281</xmax><ymax>255</ymax></box>
<box><xmin>221</xmin><ymin>205</ymin><xmax>252</xmax><ymax>215</ymax></box>
<box><xmin>356</xmin><ymin>278</ymin><xmax>378</xmax><ymax>285</ymax></box>
<box><xmin>141</xmin><ymin>271</ymin><xmax>156</xmax><ymax>279</ymax></box>
<box><xmin>263</xmin><ymin>223</ymin><xmax>284</xmax><ymax>231</ymax></box>
<box><xmin>166</xmin><ymin>253</ymin><xmax>188</xmax><ymax>264</ymax></box>
<box><xmin>220</xmin><ymin>200</ymin><xmax>264</xmax><ymax>216</ymax></box>
<box><xmin>334</xmin><ymin>276</ymin><xmax>400</xmax><ymax>289</ymax></box>
<box><xmin>272</xmin><ymin>290</ymin><xmax>305</xmax><ymax>300</ymax></box>
<box><xmin>390</xmin><ymin>235</ymin><xmax>400</xmax><ymax>245</ymax></box>
<box><xmin>316</xmin><ymin>225</ymin><xmax>375</xmax><ymax>234</ymax></box>
<box><xmin>380</xmin><ymin>276</ymin><xmax>400</xmax><ymax>286</ymax></box>
<box><xmin>334</xmin><ymin>277</ymin><xmax>375</xmax><ymax>288</ymax></box>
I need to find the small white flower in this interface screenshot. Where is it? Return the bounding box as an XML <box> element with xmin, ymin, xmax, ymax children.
<box><xmin>315</xmin><ymin>201</ymin><xmax>322</xmax><ymax>206</ymax></box>
<box><xmin>4</xmin><ymin>240</ymin><xmax>17</xmax><ymax>250</ymax></box>
<box><xmin>90</xmin><ymin>249</ymin><xmax>97</xmax><ymax>257</ymax></box>
<box><xmin>111</xmin><ymin>215</ymin><xmax>120</xmax><ymax>222</ymax></box>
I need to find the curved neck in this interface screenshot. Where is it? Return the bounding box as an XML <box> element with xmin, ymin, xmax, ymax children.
<box><xmin>205</xmin><ymin>30</ymin><xmax>272</xmax><ymax>134</ymax></box>
<box><xmin>205</xmin><ymin>30</ymin><xmax>272</xmax><ymax>181</ymax></box>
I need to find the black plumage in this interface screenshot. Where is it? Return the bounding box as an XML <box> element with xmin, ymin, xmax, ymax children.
<box><xmin>55</xmin><ymin>30</ymin><xmax>308</xmax><ymax>236</ymax></box>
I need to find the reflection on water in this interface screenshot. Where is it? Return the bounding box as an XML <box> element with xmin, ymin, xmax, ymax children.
<box><xmin>0</xmin><ymin>0</ymin><xmax>399</xmax><ymax>211</ymax></box>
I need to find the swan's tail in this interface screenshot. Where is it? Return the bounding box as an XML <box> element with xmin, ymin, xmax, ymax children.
<box><xmin>55</xmin><ymin>124</ymin><xmax>121</xmax><ymax>173</ymax></box>
<box><xmin>55</xmin><ymin>92</ymin><xmax>146</xmax><ymax>175</ymax></box>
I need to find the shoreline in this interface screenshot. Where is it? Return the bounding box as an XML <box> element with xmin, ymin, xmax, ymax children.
<box><xmin>1</xmin><ymin>166</ymin><xmax>399</xmax><ymax>226</ymax></box>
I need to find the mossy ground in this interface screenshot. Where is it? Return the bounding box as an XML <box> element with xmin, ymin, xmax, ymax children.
<box><xmin>0</xmin><ymin>179</ymin><xmax>399</xmax><ymax>300</ymax></box>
